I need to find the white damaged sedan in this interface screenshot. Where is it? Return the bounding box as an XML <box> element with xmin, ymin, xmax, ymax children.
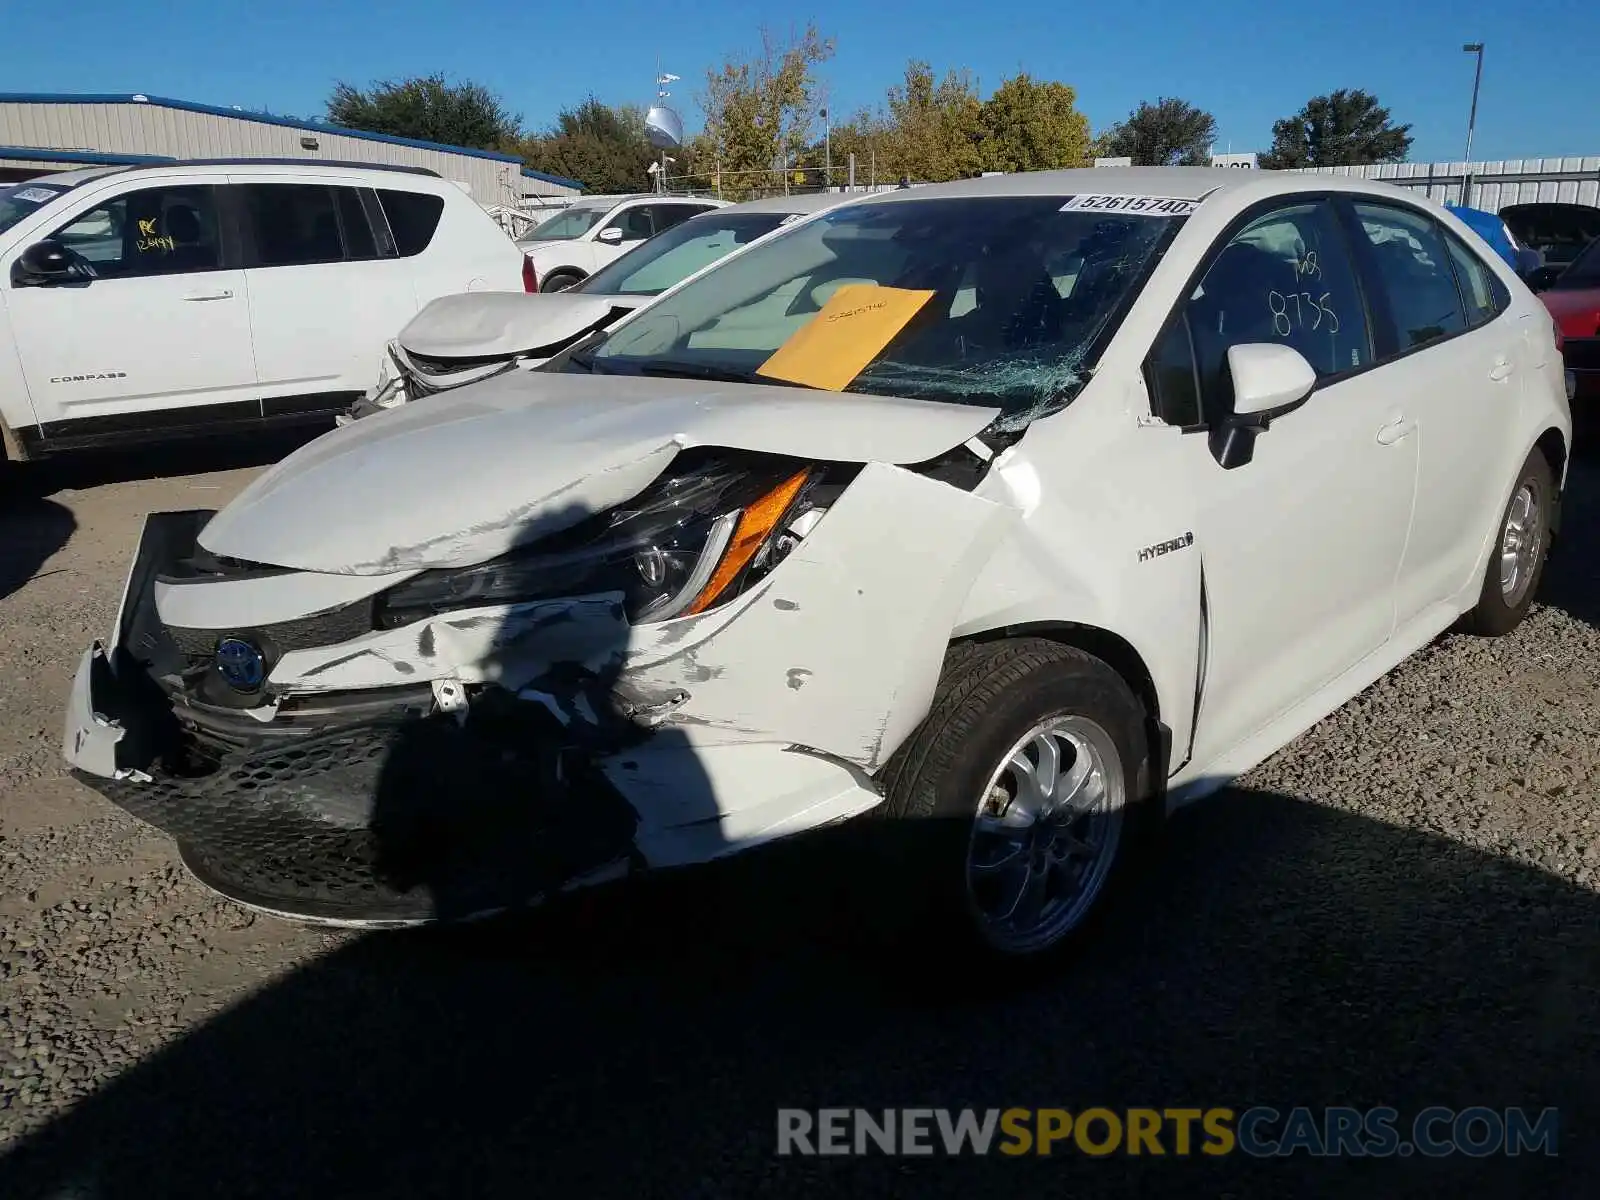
<box><xmin>62</xmin><ymin>168</ymin><xmax>1571</xmax><ymax>961</ymax></box>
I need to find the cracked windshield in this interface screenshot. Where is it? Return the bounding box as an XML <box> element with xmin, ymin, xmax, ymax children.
<box><xmin>587</xmin><ymin>195</ymin><xmax>1181</xmax><ymax>425</ymax></box>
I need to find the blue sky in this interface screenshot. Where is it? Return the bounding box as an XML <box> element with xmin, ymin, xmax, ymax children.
<box><xmin>1</xmin><ymin>0</ymin><xmax>1594</xmax><ymax>162</ymax></box>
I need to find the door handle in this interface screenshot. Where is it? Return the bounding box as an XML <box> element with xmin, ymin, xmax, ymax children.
<box><xmin>1489</xmin><ymin>356</ymin><xmax>1514</xmax><ymax>381</ymax></box>
<box><xmin>1375</xmin><ymin>417</ymin><xmax>1417</xmax><ymax>445</ymax></box>
<box><xmin>182</xmin><ymin>288</ymin><xmax>233</xmax><ymax>301</ymax></box>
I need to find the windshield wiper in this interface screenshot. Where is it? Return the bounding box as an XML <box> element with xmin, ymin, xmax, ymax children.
<box><xmin>636</xmin><ymin>362</ymin><xmax>795</xmax><ymax>386</ymax></box>
<box><xmin>564</xmin><ymin>330</ymin><xmax>616</xmax><ymax>374</ymax></box>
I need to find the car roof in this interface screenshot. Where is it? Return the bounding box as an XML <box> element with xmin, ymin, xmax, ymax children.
<box><xmin>13</xmin><ymin>166</ymin><xmax>124</xmax><ymax>187</ymax></box>
<box><xmin>569</xmin><ymin>193</ymin><xmax>654</xmax><ymax>207</ymax></box>
<box><xmin>838</xmin><ymin>165</ymin><xmax>1433</xmax><ymax>208</ymax></box>
<box><xmin>710</xmin><ymin>192</ymin><xmax>857</xmax><ymax>216</ymax></box>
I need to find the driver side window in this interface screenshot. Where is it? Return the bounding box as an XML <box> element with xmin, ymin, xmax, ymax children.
<box><xmin>52</xmin><ymin>185</ymin><xmax>222</xmax><ymax>279</ymax></box>
<box><xmin>605</xmin><ymin>206</ymin><xmax>656</xmax><ymax>242</ymax></box>
<box><xmin>1146</xmin><ymin>200</ymin><xmax>1373</xmax><ymax>426</ymax></box>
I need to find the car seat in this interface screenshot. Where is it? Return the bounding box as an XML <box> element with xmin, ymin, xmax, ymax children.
<box><xmin>164</xmin><ymin>205</ymin><xmax>218</xmax><ymax>271</ymax></box>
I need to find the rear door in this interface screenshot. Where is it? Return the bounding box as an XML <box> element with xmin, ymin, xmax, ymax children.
<box><xmin>1342</xmin><ymin>199</ymin><xmax>1521</xmax><ymax>624</ymax></box>
<box><xmin>6</xmin><ymin>179</ymin><xmax>256</xmax><ymax>434</ymax></box>
<box><xmin>234</xmin><ymin>177</ymin><xmax>417</xmax><ymax>414</ymax></box>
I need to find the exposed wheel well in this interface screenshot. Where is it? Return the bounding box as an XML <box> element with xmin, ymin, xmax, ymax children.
<box><xmin>1535</xmin><ymin>427</ymin><xmax>1568</xmax><ymax>536</ymax></box>
<box><xmin>955</xmin><ymin>622</ymin><xmax>1168</xmax><ymax>801</ymax></box>
<box><xmin>962</xmin><ymin>623</ymin><xmax>1159</xmax><ymax>721</ymax></box>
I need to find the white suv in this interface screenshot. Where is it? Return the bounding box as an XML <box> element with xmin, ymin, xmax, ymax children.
<box><xmin>516</xmin><ymin>193</ymin><xmax>727</xmax><ymax>292</ymax></box>
<box><xmin>0</xmin><ymin>159</ymin><xmax>527</xmax><ymax>465</ymax></box>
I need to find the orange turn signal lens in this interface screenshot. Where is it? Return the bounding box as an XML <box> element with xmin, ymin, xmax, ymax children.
<box><xmin>681</xmin><ymin>468</ymin><xmax>812</xmax><ymax>617</ymax></box>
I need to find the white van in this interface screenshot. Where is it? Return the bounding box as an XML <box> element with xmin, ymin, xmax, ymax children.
<box><xmin>0</xmin><ymin>159</ymin><xmax>528</xmax><ymax>465</ymax></box>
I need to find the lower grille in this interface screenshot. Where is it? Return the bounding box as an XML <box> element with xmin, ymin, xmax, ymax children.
<box><xmin>82</xmin><ymin>709</ymin><xmax>641</xmax><ymax>924</ymax></box>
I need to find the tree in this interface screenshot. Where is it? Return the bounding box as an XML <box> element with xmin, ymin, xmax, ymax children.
<box><xmin>327</xmin><ymin>74</ymin><xmax>520</xmax><ymax>151</ymax></box>
<box><xmin>1097</xmin><ymin>98</ymin><xmax>1217</xmax><ymax>166</ymax></box>
<box><xmin>978</xmin><ymin>74</ymin><xmax>1093</xmax><ymax>173</ymax></box>
<box><xmin>695</xmin><ymin>23</ymin><xmax>835</xmax><ymax>199</ymax></box>
<box><xmin>1259</xmin><ymin>89</ymin><xmax>1413</xmax><ymax>169</ymax></box>
<box><xmin>516</xmin><ymin>98</ymin><xmax>656</xmax><ymax>193</ymax></box>
<box><xmin>884</xmin><ymin>60</ymin><xmax>985</xmax><ymax>182</ymax></box>
<box><xmin>797</xmin><ymin>107</ymin><xmax>892</xmax><ymax>185</ymax></box>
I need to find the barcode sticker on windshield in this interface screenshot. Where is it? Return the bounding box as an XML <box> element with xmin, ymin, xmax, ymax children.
<box><xmin>1059</xmin><ymin>194</ymin><xmax>1199</xmax><ymax>217</ymax></box>
<box><xmin>13</xmin><ymin>187</ymin><xmax>58</xmax><ymax>204</ymax></box>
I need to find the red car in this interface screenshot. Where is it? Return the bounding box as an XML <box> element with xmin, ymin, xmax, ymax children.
<box><xmin>1534</xmin><ymin>235</ymin><xmax>1600</xmax><ymax>427</ymax></box>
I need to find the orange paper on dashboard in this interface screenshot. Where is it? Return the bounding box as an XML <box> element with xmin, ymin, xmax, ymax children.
<box><xmin>755</xmin><ymin>284</ymin><xmax>936</xmax><ymax>391</ymax></box>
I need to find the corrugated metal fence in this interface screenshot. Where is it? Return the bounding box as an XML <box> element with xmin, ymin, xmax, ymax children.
<box><xmin>1285</xmin><ymin>158</ymin><xmax>1600</xmax><ymax>212</ymax></box>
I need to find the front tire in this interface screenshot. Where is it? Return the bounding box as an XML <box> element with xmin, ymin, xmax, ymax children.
<box><xmin>1459</xmin><ymin>447</ymin><xmax>1554</xmax><ymax>636</ymax></box>
<box><xmin>872</xmin><ymin>638</ymin><xmax>1152</xmax><ymax>968</ymax></box>
<box><xmin>541</xmin><ymin>271</ymin><xmax>583</xmax><ymax>293</ymax></box>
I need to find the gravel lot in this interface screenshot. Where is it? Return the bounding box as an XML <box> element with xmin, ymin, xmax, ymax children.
<box><xmin>1</xmin><ymin>435</ymin><xmax>1598</xmax><ymax>1198</ymax></box>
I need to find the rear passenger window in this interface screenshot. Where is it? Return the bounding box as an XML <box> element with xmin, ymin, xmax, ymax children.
<box><xmin>376</xmin><ymin>189</ymin><xmax>445</xmax><ymax>257</ymax></box>
<box><xmin>1351</xmin><ymin>203</ymin><xmax>1467</xmax><ymax>350</ymax></box>
<box><xmin>1178</xmin><ymin>200</ymin><xmax>1373</xmax><ymax>420</ymax></box>
<box><xmin>1442</xmin><ymin>229</ymin><xmax>1508</xmax><ymax>328</ymax></box>
<box><xmin>241</xmin><ymin>184</ymin><xmax>345</xmax><ymax>267</ymax></box>
<box><xmin>652</xmin><ymin>204</ymin><xmax>705</xmax><ymax>233</ymax></box>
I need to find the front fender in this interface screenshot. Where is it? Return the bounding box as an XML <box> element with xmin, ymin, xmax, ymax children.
<box><xmin>950</xmin><ymin>435</ymin><xmax>1205</xmax><ymax>771</ymax></box>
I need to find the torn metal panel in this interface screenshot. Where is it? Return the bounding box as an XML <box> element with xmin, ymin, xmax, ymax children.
<box><xmin>604</xmin><ymin>741</ymin><xmax>882</xmax><ymax>869</ymax></box>
<box><xmin>60</xmin><ymin>644</ymin><xmax>124</xmax><ymax>778</ymax></box>
<box><xmin>623</xmin><ymin>462</ymin><xmax>1017</xmax><ymax>771</ymax></box>
<box><xmin>265</xmin><ymin>462</ymin><xmax>1013</xmax><ymax>773</ymax></box>
<box><xmin>272</xmin><ymin>595</ymin><xmax>631</xmax><ymax>693</ymax></box>
<box><xmin>154</xmin><ymin>566</ymin><xmax>418</xmax><ymax>631</ymax></box>
<box><xmin>397</xmin><ymin>291</ymin><xmax>621</xmax><ymax>360</ymax></box>
<box><xmin>196</xmin><ymin>371</ymin><xmax>999</xmax><ymax>575</ymax></box>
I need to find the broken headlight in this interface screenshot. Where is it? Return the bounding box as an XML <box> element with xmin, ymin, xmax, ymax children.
<box><xmin>375</xmin><ymin>456</ymin><xmax>817</xmax><ymax>629</ymax></box>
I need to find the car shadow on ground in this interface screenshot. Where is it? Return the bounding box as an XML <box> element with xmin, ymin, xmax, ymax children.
<box><xmin>9</xmin><ymin>424</ymin><xmax>333</xmax><ymax>496</ymax></box>
<box><xmin>1542</xmin><ymin>454</ymin><xmax>1600</xmax><ymax>630</ymax></box>
<box><xmin>0</xmin><ymin>495</ymin><xmax>75</xmax><ymax>602</ymax></box>
<box><xmin>0</xmin><ymin>790</ymin><xmax>1594</xmax><ymax>1200</ymax></box>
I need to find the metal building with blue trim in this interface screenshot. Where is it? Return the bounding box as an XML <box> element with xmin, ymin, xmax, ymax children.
<box><xmin>0</xmin><ymin>92</ymin><xmax>581</xmax><ymax>207</ymax></box>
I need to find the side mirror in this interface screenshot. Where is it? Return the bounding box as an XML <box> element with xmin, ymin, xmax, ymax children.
<box><xmin>1210</xmin><ymin>343</ymin><xmax>1316</xmax><ymax>470</ymax></box>
<box><xmin>1525</xmin><ymin>264</ymin><xmax>1562</xmax><ymax>293</ymax></box>
<box><xmin>10</xmin><ymin>239</ymin><xmax>90</xmax><ymax>288</ymax></box>
<box><xmin>596</xmin><ymin>226</ymin><xmax>624</xmax><ymax>244</ymax></box>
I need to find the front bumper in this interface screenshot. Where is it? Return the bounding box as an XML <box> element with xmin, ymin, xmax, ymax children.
<box><xmin>62</xmin><ymin>514</ymin><xmax>885</xmax><ymax>925</ymax></box>
<box><xmin>64</xmin><ymin>641</ymin><xmax>645</xmax><ymax>924</ymax></box>
<box><xmin>65</xmin><ymin>638</ymin><xmax>882</xmax><ymax>925</ymax></box>
<box><xmin>63</xmin><ymin>457</ymin><xmax>1011</xmax><ymax>926</ymax></box>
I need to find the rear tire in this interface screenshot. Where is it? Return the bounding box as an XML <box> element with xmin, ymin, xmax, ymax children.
<box><xmin>869</xmin><ymin>638</ymin><xmax>1153</xmax><ymax>974</ymax></box>
<box><xmin>541</xmin><ymin>271</ymin><xmax>583</xmax><ymax>293</ymax></box>
<box><xmin>1459</xmin><ymin>447</ymin><xmax>1554</xmax><ymax>636</ymax></box>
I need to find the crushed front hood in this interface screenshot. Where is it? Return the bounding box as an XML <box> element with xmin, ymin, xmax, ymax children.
<box><xmin>398</xmin><ymin>291</ymin><xmax>628</xmax><ymax>360</ymax></box>
<box><xmin>198</xmin><ymin>371</ymin><xmax>1000</xmax><ymax>576</ymax></box>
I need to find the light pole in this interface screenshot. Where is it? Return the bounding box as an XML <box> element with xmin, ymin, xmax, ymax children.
<box><xmin>822</xmin><ymin>104</ymin><xmax>831</xmax><ymax>190</ymax></box>
<box><xmin>1462</xmin><ymin>42</ymin><xmax>1484</xmax><ymax>207</ymax></box>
